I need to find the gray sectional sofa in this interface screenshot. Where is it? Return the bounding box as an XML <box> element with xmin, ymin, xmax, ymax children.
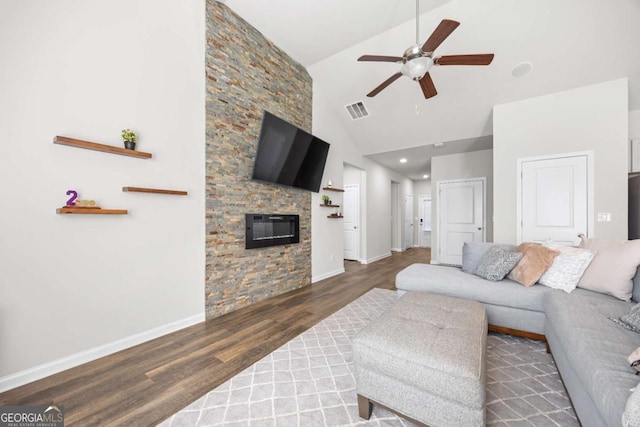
<box><xmin>395</xmin><ymin>243</ymin><xmax>640</xmax><ymax>427</ymax></box>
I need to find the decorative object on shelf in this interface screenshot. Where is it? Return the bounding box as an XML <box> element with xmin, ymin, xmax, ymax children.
<box><xmin>65</xmin><ymin>190</ymin><xmax>78</xmax><ymax>206</ymax></box>
<box><xmin>121</xmin><ymin>128</ymin><xmax>137</xmax><ymax>150</ymax></box>
<box><xmin>53</xmin><ymin>136</ymin><xmax>152</xmax><ymax>159</ymax></box>
<box><xmin>327</xmin><ymin>179</ymin><xmax>333</xmax><ymax>188</ymax></box>
<box><xmin>322</xmin><ymin>194</ymin><xmax>330</xmax><ymax>205</ymax></box>
<box><xmin>74</xmin><ymin>199</ymin><xmax>97</xmax><ymax>207</ymax></box>
<box><xmin>64</xmin><ymin>190</ymin><xmax>98</xmax><ymax>208</ymax></box>
<box><xmin>122</xmin><ymin>186</ymin><xmax>188</xmax><ymax>196</ymax></box>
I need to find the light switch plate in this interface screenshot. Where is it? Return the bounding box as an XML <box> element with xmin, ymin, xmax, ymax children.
<box><xmin>597</xmin><ymin>212</ymin><xmax>612</xmax><ymax>222</ymax></box>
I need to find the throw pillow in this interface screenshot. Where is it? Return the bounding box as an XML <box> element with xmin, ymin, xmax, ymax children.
<box><xmin>623</xmin><ymin>382</ymin><xmax>640</xmax><ymax>427</ymax></box>
<box><xmin>462</xmin><ymin>242</ymin><xmax>517</xmax><ymax>273</ymax></box>
<box><xmin>507</xmin><ymin>243</ymin><xmax>560</xmax><ymax>287</ymax></box>
<box><xmin>538</xmin><ymin>243</ymin><xmax>595</xmax><ymax>293</ymax></box>
<box><xmin>578</xmin><ymin>236</ymin><xmax>640</xmax><ymax>301</ymax></box>
<box><xmin>474</xmin><ymin>246</ymin><xmax>523</xmax><ymax>281</ymax></box>
<box><xmin>609</xmin><ymin>304</ymin><xmax>640</xmax><ymax>333</ymax></box>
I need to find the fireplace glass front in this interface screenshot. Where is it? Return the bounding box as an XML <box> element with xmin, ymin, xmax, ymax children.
<box><xmin>245</xmin><ymin>214</ymin><xmax>300</xmax><ymax>249</ymax></box>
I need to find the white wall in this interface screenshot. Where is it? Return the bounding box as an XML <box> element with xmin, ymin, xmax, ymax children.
<box><xmin>493</xmin><ymin>78</ymin><xmax>629</xmax><ymax>243</ymax></box>
<box><xmin>430</xmin><ymin>150</ymin><xmax>494</xmax><ymax>263</ymax></box>
<box><xmin>631</xmin><ymin>109</ymin><xmax>640</xmax><ymax>139</ymax></box>
<box><xmin>311</xmin><ymin>87</ymin><xmax>412</xmax><ymax>275</ymax></box>
<box><xmin>0</xmin><ymin>0</ymin><xmax>205</xmax><ymax>390</ymax></box>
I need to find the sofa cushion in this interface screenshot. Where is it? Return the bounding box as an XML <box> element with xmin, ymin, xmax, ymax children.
<box><xmin>578</xmin><ymin>237</ymin><xmax>640</xmax><ymax>301</ymax></box>
<box><xmin>396</xmin><ymin>264</ymin><xmax>552</xmax><ymax>313</ymax></box>
<box><xmin>461</xmin><ymin>242</ymin><xmax>517</xmax><ymax>274</ymax></box>
<box><xmin>474</xmin><ymin>246</ymin><xmax>523</xmax><ymax>281</ymax></box>
<box><xmin>538</xmin><ymin>243</ymin><xmax>595</xmax><ymax>293</ymax></box>
<box><xmin>507</xmin><ymin>242</ymin><xmax>559</xmax><ymax>287</ymax></box>
<box><xmin>543</xmin><ymin>290</ymin><xmax>640</xmax><ymax>425</ymax></box>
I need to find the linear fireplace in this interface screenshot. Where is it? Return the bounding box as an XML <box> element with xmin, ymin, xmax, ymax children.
<box><xmin>245</xmin><ymin>214</ymin><xmax>300</xmax><ymax>249</ymax></box>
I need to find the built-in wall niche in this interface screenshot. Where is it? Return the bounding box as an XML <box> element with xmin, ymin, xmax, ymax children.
<box><xmin>321</xmin><ymin>187</ymin><xmax>344</xmax><ymax>218</ymax></box>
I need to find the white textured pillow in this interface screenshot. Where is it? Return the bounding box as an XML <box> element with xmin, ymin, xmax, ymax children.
<box><xmin>578</xmin><ymin>237</ymin><xmax>640</xmax><ymax>301</ymax></box>
<box><xmin>538</xmin><ymin>243</ymin><xmax>595</xmax><ymax>293</ymax></box>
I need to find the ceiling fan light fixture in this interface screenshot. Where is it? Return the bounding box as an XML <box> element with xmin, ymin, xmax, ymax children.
<box><xmin>401</xmin><ymin>56</ymin><xmax>433</xmax><ymax>80</ymax></box>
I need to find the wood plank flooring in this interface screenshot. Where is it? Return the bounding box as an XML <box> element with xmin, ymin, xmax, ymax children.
<box><xmin>0</xmin><ymin>248</ymin><xmax>430</xmax><ymax>426</ymax></box>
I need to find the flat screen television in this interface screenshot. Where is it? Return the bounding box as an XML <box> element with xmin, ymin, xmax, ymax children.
<box><xmin>251</xmin><ymin>111</ymin><xmax>330</xmax><ymax>193</ymax></box>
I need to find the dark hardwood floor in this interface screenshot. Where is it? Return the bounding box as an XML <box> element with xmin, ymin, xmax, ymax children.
<box><xmin>0</xmin><ymin>248</ymin><xmax>429</xmax><ymax>426</ymax></box>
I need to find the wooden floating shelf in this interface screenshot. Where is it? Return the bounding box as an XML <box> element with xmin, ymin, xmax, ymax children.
<box><xmin>123</xmin><ymin>187</ymin><xmax>188</xmax><ymax>196</ymax></box>
<box><xmin>320</xmin><ymin>204</ymin><xmax>340</xmax><ymax>208</ymax></box>
<box><xmin>57</xmin><ymin>207</ymin><xmax>128</xmax><ymax>215</ymax></box>
<box><xmin>327</xmin><ymin>215</ymin><xmax>344</xmax><ymax>219</ymax></box>
<box><xmin>53</xmin><ymin>136</ymin><xmax>152</xmax><ymax>159</ymax></box>
<box><xmin>322</xmin><ymin>187</ymin><xmax>344</xmax><ymax>192</ymax></box>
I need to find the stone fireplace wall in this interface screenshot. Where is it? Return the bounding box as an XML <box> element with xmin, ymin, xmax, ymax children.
<box><xmin>205</xmin><ymin>1</ymin><xmax>312</xmax><ymax>319</ymax></box>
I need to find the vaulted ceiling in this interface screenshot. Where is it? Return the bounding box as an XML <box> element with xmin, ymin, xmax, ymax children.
<box><xmin>224</xmin><ymin>0</ymin><xmax>640</xmax><ymax>179</ymax></box>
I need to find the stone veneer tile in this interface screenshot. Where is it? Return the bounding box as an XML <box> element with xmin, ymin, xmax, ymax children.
<box><xmin>205</xmin><ymin>1</ymin><xmax>313</xmax><ymax>319</ymax></box>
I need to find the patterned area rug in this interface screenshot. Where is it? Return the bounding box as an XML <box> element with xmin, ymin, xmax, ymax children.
<box><xmin>158</xmin><ymin>289</ymin><xmax>578</xmax><ymax>427</ymax></box>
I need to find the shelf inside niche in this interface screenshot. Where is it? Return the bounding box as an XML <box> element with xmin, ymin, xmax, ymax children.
<box><xmin>53</xmin><ymin>136</ymin><xmax>152</xmax><ymax>159</ymax></box>
<box><xmin>123</xmin><ymin>187</ymin><xmax>188</xmax><ymax>196</ymax></box>
<box><xmin>320</xmin><ymin>204</ymin><xmax>340</xmax><ymax>208</ymax></box>
<box><xmin>327</xmin><ymin>215</ymin><xmax>344</xmax><ymax>219</ymax></box>
<box><xmin>56</xmin><ymin>207</ymin><xmax>128</xmax><ymax>215</ymax></box>
<box><xmin>322</xmin><ymin>187</ymin><xmax>344</xmax><ymax>192</ymax></box>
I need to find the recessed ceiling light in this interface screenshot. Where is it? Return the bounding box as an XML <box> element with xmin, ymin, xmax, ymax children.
<box><xmin>423</xmin><ymin>174</ymin><xmax>429</xmax><ymax>179</ymax></box>
<box><xmin>433</xmin><ymin>142</ymin><xmax>444</xmax><ymax>148</ymax></box>
<box><xmin>400</xmin><ymin>158</ymin><xmax>407</xmax><ymax>163</ymax></box>
<box><xmin>512</xmin><ymin>62</ymin><xmax>533</xmax><ymax>78</ymax></box>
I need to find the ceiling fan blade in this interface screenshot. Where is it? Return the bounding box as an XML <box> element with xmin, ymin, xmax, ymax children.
<box><xmin>419</xmin><ymin>73</ymin><xmax>437</xmax><ymax>99</ymax></box>
<box><xmin>367</xmin><ymin>72</ymin><xmax>403</xmax><ymax>97</ymax></box>
<box><xmin>435</xmin><ymin>54</ymin><xmax>495</xmax><ymax>66</ymax></box>
<box><xmin>358</xmin><ymin>55</ymin><xmax>403</xmax><ymax>63</ymax></box>
<box><xmin>421</xmin><ymin>19</ymin><xmax>460</xmax><ymax>53</ymax></box>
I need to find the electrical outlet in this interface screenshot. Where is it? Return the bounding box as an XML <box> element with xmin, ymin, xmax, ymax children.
<box><xmin>597</xmin><ymin>212</ymin><xmax>612</xmax><ymax>222</ymax></box>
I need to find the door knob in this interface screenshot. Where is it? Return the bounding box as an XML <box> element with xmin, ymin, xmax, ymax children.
<box><xmin>477</xmin><ymin>227</ymin><xmax>482</xmax><ymax>231</ymax></box>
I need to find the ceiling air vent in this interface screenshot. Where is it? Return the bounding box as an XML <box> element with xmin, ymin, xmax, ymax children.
<box><xmin>345</xmin><ymin>101</ymin><xmax>370</xmax><ymax>121</ymax></box>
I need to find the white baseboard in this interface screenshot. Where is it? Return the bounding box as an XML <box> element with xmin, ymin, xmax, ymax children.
<box><xmin>312</xmin><ymin>268</ymin><xmax>345</xmax><ymax>283</ymax></box>
<box><xmin>390</xmin><ymin>247</ymin><xmax>404</xmax><ymax>252</ymax></box>
<box><xmin>430</xmin><ymin>259</ymin><xmax>440</xmax><ymax>264</ymax></box>
<box><xmin>362</xmin><ymin>252</ymin><xmax>392</xmax><ymax>264</ymax></box>
<box><xmin>0</xmin><ymin>312</ymin><xmax>205</xmax><ymax>393</ymax></box>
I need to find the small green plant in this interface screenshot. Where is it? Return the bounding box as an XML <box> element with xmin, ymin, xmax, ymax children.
<box><xmin>121</xmin><ymin>129</ymin><xmax>137</xmax><ymax>143</ymax></box>
<box><xmin>322</xmin><ymin>194</ymin><xmax>330</xmax><ymax>205</ymax></box>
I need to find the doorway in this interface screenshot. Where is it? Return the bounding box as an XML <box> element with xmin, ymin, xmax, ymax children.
<box><xmin>343</xmin><ymin>184</ymin><xmax>360</xmax><ymax>261</ymax></box>
<box><xmin>437</xmin><ymin>178</ymin><xmax>486</xmax><ymax>265</ymax></box>
<box><xmin>404</xmin><ymin>195</ymin><xmax>413</xmax><ymax>249</ymax></box>
<box><xmin>418</xmin><ymin>195</ymin><xmax>432</xmax><ymax>247</ymax></box>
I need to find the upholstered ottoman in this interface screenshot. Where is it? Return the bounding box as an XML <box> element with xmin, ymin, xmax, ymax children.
<box><xmin>353</xmin><ymin>292</ymin><xmax>488</xmax><ymax>426</ymax></box>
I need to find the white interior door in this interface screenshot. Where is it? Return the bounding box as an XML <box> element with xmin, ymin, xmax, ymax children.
<box><xmin>343</xmin><ymin>184</ymin><xmax>360</xmax><ymax>261</ymax></box>
<box><xmin>418</xmin><ymin>195</ymin><xmax>432</xmax><ymax>247</ymax></box>
<box><xmin>438</xmin><ymin>179</ymin><xmax>485</xmax><ymax>265</ymax></box>
<box><xmin>404</xmin><ymin>195</ymin><xmax>413</xmax><ymax>249</ymax></box>
<box><xmin>519</xmin><ymin>154</ymin><xmax>589</xmax><ymax>245</ymax></box>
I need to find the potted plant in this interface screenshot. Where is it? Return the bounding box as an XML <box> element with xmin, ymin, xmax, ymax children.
<box><xmin>121</xmin><ymin>128</ymin><xmax>137</xmax><ymax>150</ymax></box>
<box><xmin>322</xmin><ymin>194</ymin><xmax>330</xmax><ymax>205</ymax></box>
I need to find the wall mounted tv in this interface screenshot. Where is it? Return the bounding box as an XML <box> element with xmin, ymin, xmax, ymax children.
<box><xmin>251</xmin><ymin>111</ymin><xmax>330</xmax><ymax>193</ymax></box>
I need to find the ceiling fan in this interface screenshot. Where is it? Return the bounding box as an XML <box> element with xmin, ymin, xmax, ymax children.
<box><xmin>358</xmin><ymin>1</ymin><xmax>494</xmax><ymax>99</ymax></box>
